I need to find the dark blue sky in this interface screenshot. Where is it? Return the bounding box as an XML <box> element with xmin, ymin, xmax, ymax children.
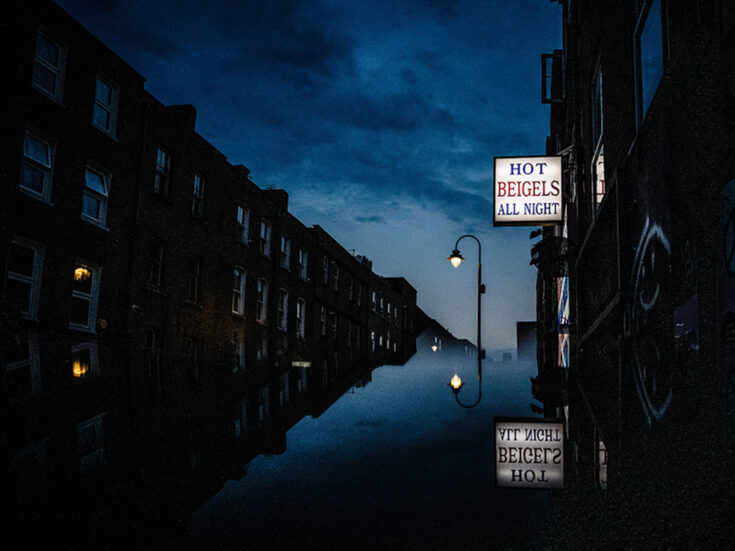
<box><xmin>57</xmin><ymin>0</ymin><xmax>561</xmax><ymax>352</ymax></box>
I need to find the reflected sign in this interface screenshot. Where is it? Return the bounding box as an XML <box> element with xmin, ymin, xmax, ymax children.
<box><xmin>495</xmin><ymin>416</ymin><xmax>564</xmax><ymax>489</ymax></box>
<box><xmin>493</xmin><ymin>156</ymin><xmax>562</xmax><ymax>226</ymax></box>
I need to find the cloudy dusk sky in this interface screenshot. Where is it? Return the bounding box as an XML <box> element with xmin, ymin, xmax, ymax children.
<box><xmin>57</xmin><ymin>0</ymin><xmax>562</xmax><ymax>354</ymax></box>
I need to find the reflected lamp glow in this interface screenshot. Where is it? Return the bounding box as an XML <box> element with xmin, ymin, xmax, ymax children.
<box><xmin>448</xmin><ymin>249</ymin><xmax>464</xmax><ymax>268</ymax></box>
<box><xmin>448</xmin><ymin>374</ymin><xmax>463</xmax><ymax>392</ymax></box>
<box><xmin>73</xmin><ymin>358</ymin><xmax>89</xmax><ymax>378</ymax></box>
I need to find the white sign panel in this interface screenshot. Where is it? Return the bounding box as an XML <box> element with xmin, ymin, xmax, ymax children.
<box><xmin>495</xmin><ymin>417</ymin><xmax>564</xmax><ymax>489</ymax></box>
<box><xmin>493</xmin><ymin>156</ymin><xmax>563</xmax><ymax>226</ymax></box>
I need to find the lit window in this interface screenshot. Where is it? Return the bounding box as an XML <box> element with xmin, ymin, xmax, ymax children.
<box><xmin>635</xmin><ymin>0</ymin><xmax>666</xmax><ymax>125</ymax></box>
<box><xmin>259</xmin><ymin>220</ymin><xmax>271</xmax><ymax>257</ymax></box>
<box><xmin>186</xmin><ymin>257</ymin><xmax>200</xmax><ymax>303</ymax></box>
<box><xmin>280</xmin><ymin>236</ymin><xmax>291</xmax><ymax>270</ymax></box>
<box><xmin>5</xmin><ymin>237</ymin><xmax>44</xmax><ymax>320</ymax></box>
<box><xmin>236</xmin><ymin>204</ymin><xmax>250</xmax><ymax>244</ymax></box>
<box><xmin>296</xmin><ymin>298</ymin><xmax>306</xmax><ymax>338</ymax></box>
<box><xmin>297</xmin><ymin>247</ymin><xmax>308</xmax><ymax>280</ymax></box>
<box><xmin>92</xmin><ymin>78</ymin><xmax>118</xmax><ymax>136</ymax></box>
<box><xmin>71</xmin><ymin>341</ymin><xmax>100</xmax><ymax>380</ymax></box>
<box><xmin>154</xmin><ymin>148</ymin><xmax>170</xmax><ymax>197</ymax></box>
<box><xmin>69</xmin><ymin>262</ymin><xmax>100</xmax><ymax>332</ymax></box>
<box><xmin>277</xmin><ymin>289</ymin><xmax>289</xmax><ymax>331</ymax></box>
<box><xmin>232</xmin><ymin>267</ymin><xmax>246</xmax><ymax>315</ymax></box>
<box><xmin>147</xmin><ymin>240</ymin><xmax>164</xmax><ymax>291</ymax></box>
<box><xmin>81</xmin><ymin>167</ymin><xmax>110</xmax><ymax>227</ymax></box>
<box><xmin>256</xmin><ymin>278</ymin><xmax>268</xmax><ymax>323</ymax></box>
<box><xmin>192</xmin><ymin>173</ymin><xmax>205</xmax><ymax>218</ymax></box>
<box><xmin>32</xmin><ymin>32</ymin><xmax>65</xmax><ymax>102</ymax></box>
<box><xmin>20</xmin><ymin>132</ymin><xmax>54</xmax><ymax>201</ymax></box>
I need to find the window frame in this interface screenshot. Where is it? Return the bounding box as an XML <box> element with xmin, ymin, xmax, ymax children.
<box><xmin>154</xmin><ymin>147</ymin><xmax>171</xmax><ymax>197</ymax></box>
<box><xmin>92</xmin><ymin>77</ymin><xmax>119</xmax><ymax>137</ymax></box>
<box><xmin>259</xmin><ymin>220</ymin><xmax>272</xmax><ymax>257</ymax></box>
<box><xmin>20</xmin><ymin>130</ymin><xmax>55</xmax><ymax>203</ymax></box>
<box><xmin>297</xmin><ymin>247</ymin><xmax>308</xmax><ymax>280</ymax></box>
<box><xmin>232</xmin><ymin>266</ymin><xmax>246</xmax><ymax>316</ymax></box>
<box><xmin>5</xmin><ymin>236</ymin><xmax>45</xmax><ymax>321</ymax></box>
<box><xmin>69</xmin><ymin>261</ymin><xmax>101</xmax><ymax>333</ymax></box>
<box><xmin>146</xmin><ymin>239</ymin><xmax>164</xmax><ymax>291</ymax></box>
<box><xmin>634</xmin><ymin>0</ymin><xmax>669</xmax><ymax>128</ymax></box>
<box><xmin>186</xmin><ymin>256</ymin><xmax>201</xmax><ymax>303</ymax></box>
<box><xmin>192</xmin><ymin>173</ymin><xmax>205</xmax><ymax>218</ymax></box>
<box><xmin>236</xmin><ymin>203</ymin><xmax>250</xmax><ymax>245</ymax></box>
<box><xmin>277</xmin><ymin>288</ymin><xmax>289</xmax><ymax>331</ymax></box>
<box><xmin>280</xmin><ymin>236</ymin><xmax>291</xmax><ymax>270</ymax></box>
<box><xmin>296</xmin><ymin>298</ymin><xmax>306</xmax><ymax>339</ymax></box>
<box><xmin>32</xmin><ymin>31</ymin><xmax>66</xmax><ymax>103</ymax></box>
<box><xmin>81</xmin><ymin>165</ymin><xmax>111</xmax><ymax>228</ymax></box>
<box><xmin>256</xmin><ymin>278</ymin><xmax>269</xmax><ymax>323</ymax></box>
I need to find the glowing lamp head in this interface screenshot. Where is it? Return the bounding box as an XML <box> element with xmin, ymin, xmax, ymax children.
<box><xmin>73</xmin><ymin>359</ymin><xmax>89</xmax><ymax>378</ymax></box>
<box><xmin>448</xmin><ymin>249</ymin><xmax>464</xmax><ymax>268</ymax></box>
<box><xmin>74</xmin><ymin>266</ymin><xmax>91</xmax><ymax>281</ymax></box>
<box><xmin>431</xmin><ymin>344</ymin><xmax>439</xmax><ymax>352</ymax></box>
<box><xmin>449</xmin><ymin>374</ymin><xmax>464</xmax><ymax>393</ymax></box>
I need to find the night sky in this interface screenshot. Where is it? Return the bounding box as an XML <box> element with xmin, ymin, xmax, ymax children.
<box><xmin>56</xmin><ymin>0</ymin><xmax>562</xmax><ymax>354</ymax></box>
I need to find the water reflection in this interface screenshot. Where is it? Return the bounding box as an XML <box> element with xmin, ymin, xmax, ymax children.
<box><xmin>5</xmin><ymin>324</ymin><xmax>549</xmax><ymax>549</ymax></box>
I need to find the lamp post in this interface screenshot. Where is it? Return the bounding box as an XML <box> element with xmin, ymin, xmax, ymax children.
<box><xmin>447</xmin><ymin>235</ymin><xmax>485</xmax><ymax>408</ymax></box>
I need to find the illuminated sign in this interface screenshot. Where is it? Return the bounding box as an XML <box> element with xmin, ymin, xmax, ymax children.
<box><xmin>495</xmin><ymin>417</ymin><xmax>564</xmax><ymax>489</ymax></box>
<box><xmin>493</xmin><ymin>156</ymin><xmax>563</xmax><ymax>226</ymax></box>
<box><xmin>291</xmin><ymin>361</ymin><xmax>311</xmax><ymax>368</ymax></box>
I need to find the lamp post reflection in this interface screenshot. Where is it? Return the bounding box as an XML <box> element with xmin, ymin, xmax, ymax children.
<box><xmin>447</xmin><ymin>235</ymin><xmax>485</xmax><ymax>408</ymax></box>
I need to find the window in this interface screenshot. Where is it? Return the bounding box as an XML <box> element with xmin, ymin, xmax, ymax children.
<box><xmin>236</xmin><ymin>204</ymin><xmax>250</xmax><ymax>244</ymax></box>
<box><xmin>387</xmin><ymin>302</ymin><xmax>392</xmax><ymax>317</ymax></box>
<box><xmin>235</xmin><ymin>397</ymin><xmax>248</xmax><ymax>438</ymax></box>
<box><xmin>333</xmin><ymin>265</ymin><xmax>339</xmax><ymax>292</ymax></box>
<box><xmin>322</xmin><ymin>256</ymin><xmax>329</xmax><ymax>284</ymax></box>
<box><xmin>232</xmin><ymin>267</ymin><xmax>246</xmax><ymax>315</ymax></box>
<box><xmin>147</xmin><ymin>240</ymin><xmax>164</xmax><ymax>291</ymax></box>
<box><xmin>320</xmin><ymin>306</ymin><xmax>327</xmax><ymax>336</ymax></box>
<box><xmin>371</xmin><ymin>291</ymin><xmax>377</xmax><ymax>312</ymax></box>
<box><xmin>357</xmin><ymin>285</ymin><xmax>362</xmax><ymax>306</ymax></box>
<box><xmin>259</xmin><ymin>220</ymin><xmax>271</xmax><ymax>257</ymax></box>
<box><xmin>277</xmin><ymin>289</ymin><xmax>288</xmax><ymax>331</ymax></box>
<box><xmin>279</xmin><ymin>372</ymin><xmax>290</xmax><ymax>407</ymax></box>
<box><xmin>347</xmin><ymin>322</ymin><xmax>352</xmax><ymax>347</ymax></box>
<box><xmin>256</xmin><ymin>278</ymin><xmax>268</xmax><ymax>323</ymax></box>
<box><xmin>276</xmin><ymin>236</ymin><xmax>290</xmax><ymax>270</ymax></box>
<box><xmin>257</xmin><ymin>331</ymin><xmax>268</xmax><ymax>361</ymax></box>
<box><xmin>5</xmin><ymin>331</ymin><xmax>41</xmax><ymax>399</ymax></box>
<box><xmin>297</xmin><ymin>248</ymin><xmax>308</xmax><ymax>280</ymax></box>
<box><xmin>356</xmin><ymin>327</ymin><xmax>361</xmax><ymax>349</ymax></box>
<box><xmin>370</xmin><ymin>331</ymin><xmax>376</xmax><ymax>352</ymax></box>
<box><xmin>184</xmin><ymin>337</ymin><xmax>199</xmax><ymax>386</ymax></box>
<box><xmin>154</xmin><ymin>148</ymin><xmax>170</xmax><ymax>197</ymax></box>
<box><xmin>186</xmin><ymin>257</ymin><xmax>200</xmax><ymax>303</ymax></box>
<box><xmin>257</xmin><ymin>385</ymin><xmax>270</xmax><ymax>421</ymax></box>
<box><xmin>635</xmin><ymin>0</ymin><xmax>666</xmax><ymax>125</ymax></box>
<box><xmin>5</xmin><ymin>238</ymin><xmax>44</xmax><ymax>320</ymax></box>
<box><xmin>143</xmin><ymin>329</ymin><xmax>161</xmax><ymax>398</ymax></box>
<box><xmin>330</xmin><ymin>311</ymin><xmax>337</xmax><ymax>340</ymax></box>
<box><xmin>81</xmin><ymin>166</ymin><xmax>110</xmax><ymax>227</ymax></box>
<box><xmin>297</xmin><ymin>366</ymin><xmax>307</xmax><ymax>393</ymax></box>
<box><xmin>192</xmin><ymin>173</ymin><xmax>205</xmax><ymax>218</ymax></box>
<box><xmin>20</xmin><ymin>131</ymin><xmax>54</xmax><ymax>201</ymax></box>
<box><xmin>69</xmin><ymin>262</ymin><xmax>100</xmax><ymax>332</ymax></box>
<box><xmin>232</xmin><ymin>330</ymin><xmax>245</xmax><ymax>373</ymax></box>
<box><xmin>71</xmin><ymin>341</ymin><xmax>100</xmax><ymax>380</ymax></box>
<box><xmin>380</xmin><ymin>297</ymin><xmax>385</xmax><ymax>315</ymax></box>
<box><xmin>77</xmin><ymin>414</ymin><xmax>105</xmax><ymax>472</ymax></box>
<box><xmin>348</xmin><ymin>279</ymin><xmax>354</xmax><ymax>302</ymax></box>
<box><xmin>591</xmin><ymin>65</ymin><xmax>605</xmax><ymax>208</ymax></box>
<box><xmin>32</xmin><ymin>32</ymin><xmax>65</xmax><ymax>102</ymax></box>
<box><xmin>92</xmin><ymin>78</ymin><xmax>118</xmax><ymax>136</ymax></box>
<box><xmin>541</xmin><ymin>51</ymin><xmax>563</xmax><ymax>104</ymax></box>
<box><xmin>296</xmin><ymin>298</ymin><xmax>306</xmax><ymax>339</ymax></box>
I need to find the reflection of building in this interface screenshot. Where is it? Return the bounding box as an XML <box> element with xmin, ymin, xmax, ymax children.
<box><xmin>533</xmin><ymin>1</ymin><xmax>735</xmax><ymax>546</ymax></box>
<box><xmin>1</xmin><ymin>1</ymin><xmax>420</xmax><ymax>546</ymax></box>
<box><xmin>516</xmin><ymin>321</ymin><xmax>536</xmax><ymax>362</ymax></box>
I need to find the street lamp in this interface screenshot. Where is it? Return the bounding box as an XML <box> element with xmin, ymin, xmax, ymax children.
<box><xmin>447</xmin><ymin>235</ymin><xmax>485</xmax><ymax>408</ymax></box>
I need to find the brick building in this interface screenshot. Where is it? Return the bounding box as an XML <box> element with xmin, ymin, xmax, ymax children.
<box><xmin>1</xmin><ymin>1</ymin><xmax>420</xmax><ymax>545</ymax></box>
<box><xmin>533</xmin><ymin>0</ymin><xmax>735</xmax><ymax>545</ymax></box>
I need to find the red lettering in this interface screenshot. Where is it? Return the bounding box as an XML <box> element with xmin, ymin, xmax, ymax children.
<box><xmin>498</xmin><ymin>182</ymin><xmax>506</xmax><ymax>197</ymax></box>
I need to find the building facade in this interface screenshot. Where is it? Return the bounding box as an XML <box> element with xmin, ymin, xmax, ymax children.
<box><xmin>1</xmin><ymin>1</ymin><xmax>420</xmax><ymax>545</ymax></box>
<box><xmin>533</xmin><ymin>0</ymin><xmax>735</xmax><ymax>545</ymax></box>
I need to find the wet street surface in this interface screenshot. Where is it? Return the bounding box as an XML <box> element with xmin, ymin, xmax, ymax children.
<box><xmin>169</xmin><ymin>336</ymin><xmax>549</xmax><ymax>549</ymax></box>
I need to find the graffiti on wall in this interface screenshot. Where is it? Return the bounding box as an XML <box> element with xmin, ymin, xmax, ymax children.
<box><xmin>630</xmin><ymin>216</ymin><xmax>674</xmax><ymax>428</ymax></box>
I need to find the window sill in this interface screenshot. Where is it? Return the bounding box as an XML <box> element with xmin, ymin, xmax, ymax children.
<box><xmin>80</xmin><ymin>215</ymin><xmax>110</xmax><ymax>231</ymax></box>
<box><xmin>232</xmin><ymin>312</ymin><xmax>246</xmax><ymax>319</ymax></box>
<box><xmin>91</xmin><ymin>124</ymin><xmax>118</xmax><ymax>142</ymax></box>
<box><xmin>69</xmin><ymin>322</ymin><xmax>96</xmax><ymax>334</ymax></box>
<box><xmin>18</xmin><ymin>187</ymin><xmax>54</xmax><ymax>206</ymax></box>
<box><xmin>32</xmin><ymin>84</ymin><xmax>65</xmax><ymax>106</ymax></box>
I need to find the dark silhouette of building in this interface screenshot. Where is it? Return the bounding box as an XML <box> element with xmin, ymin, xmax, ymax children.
<box><xmin>533</xmin><ymin>0</ymin><xmax>735</xmax><ymax>546</ymax></box>
<box><xmin>516</xmin><ymin>321</ymin><xmax>536</xmax><ymax>362</ymax></box>
<box><xmin>1</xmin><ymin>1</ymin><xmax>421</xmax><ymax>546</ymax></box>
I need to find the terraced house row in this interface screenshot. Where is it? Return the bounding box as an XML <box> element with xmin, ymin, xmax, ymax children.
<box><xmin>2</xmin><ymin>2</ymin><xmax>419</xmax><ymax>541</ymax></box>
